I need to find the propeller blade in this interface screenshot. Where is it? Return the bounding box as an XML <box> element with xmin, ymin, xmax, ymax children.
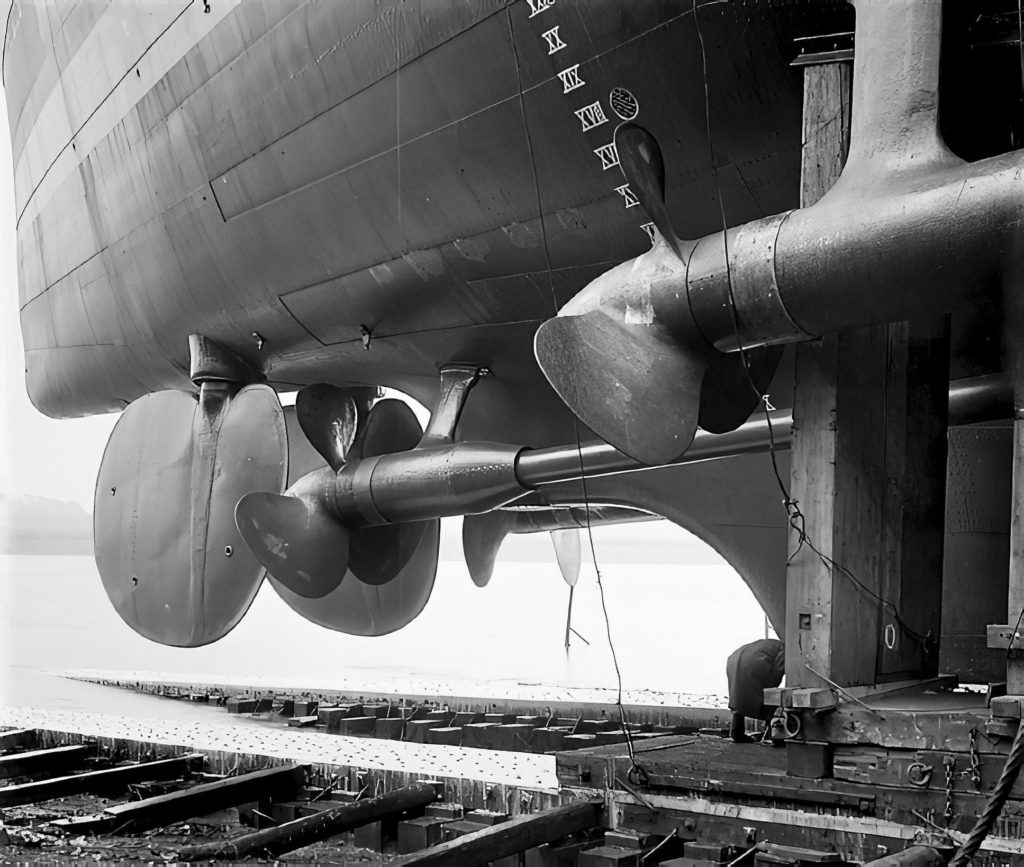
<box><xmin>698</xmin><ymin>345</ymin><xmax>784</xmax><ymax>433</ymax></box>
<box><xmin>534</xmin><ymin>309</ymin><xmax>708</xmax><ymax>465</ymax></box>
<box><xmin>352</xmin><ymin>398</ymin><xmax>422</xmax><ymax>460</ymax></box>
<box><xmin>615</xmin><ymin>123</ymin><xmax>685</xmax><ymax>257</ymax></box>
<box><xmin>295</xmin><ymin>384</ymin><xmax>360</xmax><ymax>471</ymax></box>
<box><xmin>462</xmin><ymin>511</ymin><xmax>518</xmax><ymax>587</ymax></box>
<box><xmin>349</xmin><ymin>522</ymin><xmax>429</xmax><ymax>586</ymax></box>
<box><xmin>343</xmin><ymin>397</ymin><xmax>426</xmax><ymax>585</ymax></box>
<box><xmin>235</xmin><ymin>473</ymin><xmax>349</xmax><ymax>599</ymax></box>
<box><xmin>538</xmin><ymin>123</ymin><xmax>777</xmax><ymax>459</ymax></box>
<box><xmin>284</xmin><ymin>404</ymin><xmax>332</xmax><ymax>486</ymax></box>
<box><xmin>550</xmin><ymin>528</ymin><xmax>581</xmax><ymax>587</ymax></box>
<box><xmin>271</xmin><ymin>520</ymin><xmax>440</xmax><ymax>636</ymax></box>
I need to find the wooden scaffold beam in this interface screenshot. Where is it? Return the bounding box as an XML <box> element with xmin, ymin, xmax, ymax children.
<box><xmin>786</xmin><ymin>51</ymin><xmax>949</xmax><ymax>698</ymax></box>
<box><xmin>0</xmin><ymin>753</ymin><xmax>204</xmax><ymax>808</ymax></box>
<box><xmin>0</xmin><ymin>744</ymin><xmax>91</xmax><ymax>780</ymax></box>
<box><xmin>392</xmin><ymin>798</ymin><xmax>603</xmax><ymax>866</ymax></box>
<box><xmin>177</xmin><ymin>779</ymin><xmax>439</xmax><ymax>861</ymax></box>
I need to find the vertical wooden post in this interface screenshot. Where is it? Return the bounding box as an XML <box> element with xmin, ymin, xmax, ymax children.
<box><xmin>986</xmin><ymin>235</ymin><xmax>1024</xmax><ymax>696</ymax></box>
<box><xmin>1006</xmin><ymin>362</ymin><xmax>1024</xmax><ymax>694</ymax></box>
<box><xmin>785</xmin><ymin>61</ymin><xmax>949</xmax><ymax>690</ymax></box>
<box><xmin>785</xmin><ymin>61</ymin><xmax>852</xmax><ymax>688</ymax></box>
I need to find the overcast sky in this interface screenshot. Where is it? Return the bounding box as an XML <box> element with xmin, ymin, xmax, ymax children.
<box><xmin>1</xmin><ymin>84</ymin><xmax>119</xmax><ymax>511</ymax></box>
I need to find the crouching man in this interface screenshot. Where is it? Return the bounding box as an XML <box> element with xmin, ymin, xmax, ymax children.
<box><xmin>726</xmin><ymin>638</ymin><xmax>785</xmax><ymax>744</ymax></box>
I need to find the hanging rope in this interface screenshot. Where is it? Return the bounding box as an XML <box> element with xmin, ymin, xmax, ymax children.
<box><xmin>564</xmin><ymin>585</ymin><xmax>575</xmax><ymax>651</ymax></box>
<box><xmin>951</xmin><ymin>719</ymin><xmax>1024</xmax><ymax>865</ymax></box>
<box><xmin>568</xmin><ymin>414</ymin><xmax>647</xmax><ymax>785</ymax></box>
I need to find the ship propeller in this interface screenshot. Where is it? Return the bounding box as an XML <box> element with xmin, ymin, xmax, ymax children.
<box><xmin>236</xmin><ymin>388</ymin><xmax>438</xmax><ymax>636</ymax></box>
<box><xmin>534</xmin><ymin>124</ymin><xmax>781</xmax><ymax>465</ymax></box>
<box><xmin>463</xmin><ymin>512</ymin><xmax>580</xmax><ymax>589</ymax></box>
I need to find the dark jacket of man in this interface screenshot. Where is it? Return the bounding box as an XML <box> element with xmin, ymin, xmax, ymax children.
<box><xmin>726</xmin><ymin>638</ymin><xmax>785</xmax><ymax>719</ymax></box>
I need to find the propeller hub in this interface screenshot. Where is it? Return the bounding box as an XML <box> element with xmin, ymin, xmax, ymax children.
<box><xmin>234</xmin><ymin>380</ymin><xmax>531</xmax><ymax>635</ymax></box>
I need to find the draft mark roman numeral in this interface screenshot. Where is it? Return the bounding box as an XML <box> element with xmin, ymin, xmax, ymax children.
<box><xmin>574</xmin><ymin>101</ymin><xmax>608</xmax><ymax>132</ymax></box>
<box><xmin>614</xmin><ymin>183</ymin><xmax>639</xmax><ymax>208</ymax></box>
<box><xmin>558</xmin><ymin>64</ymin><xmax>585</xmax><ymax>94</ymax></box>
<box><xmin>526</xmin><ymin>0</ymin><xmax>555</xmax><ymax>17</ymax></box>
<box><xmin>594</xmin><ymin>142</ymin><xmax>619</xmax><ymax>170</ymax></box>
<box><xmin>541</xmin><ymin>25</ymin><xmax>566</xmax><ymax>54</ymax></box>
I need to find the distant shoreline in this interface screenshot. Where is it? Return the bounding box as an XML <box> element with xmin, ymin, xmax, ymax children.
<box><xmin>1</xmin><ymin>493</ymin><xmax>92</xmax><ymax>556</ymax></box>
<box><xmin>1</xmin><ymin>542</ymin><xmax>92</xmax><ymax>556</ymax></box>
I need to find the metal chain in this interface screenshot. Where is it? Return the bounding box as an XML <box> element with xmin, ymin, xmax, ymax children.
<box><xmin>970</xmin><ymin>728</ymin><xmax>983</xmax><ymax>790</ymax></box>
<box><xmin>945</xmin><ymin>756</ymin><xmax>956</xmax><ymax>825</ymax></box>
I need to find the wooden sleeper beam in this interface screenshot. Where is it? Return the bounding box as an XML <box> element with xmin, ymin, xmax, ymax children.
<box><xmin>60</xmin><ymin>763</ymin><xmax>308</xmax><ymax>834</ymax></box>
<box><xmin>0</xmin><ymin>744</ymin><xmax>91</xmax><ymax>780</ymax></box>
<box><xmin>0</xmin><ymin>753</ymin><xmax>204</xmax><ymax>807</ymax></box>
<box><xmin>0</xmin><ymin>728</ymin><xmax>36</xmax><ymax>751</ymax></box>
<box><xmin>177</xmin><ymin>780</ymin><xmax>439</xmax><ymax>861</ymax></box>
<box><xmin>392</xmin><ymin>798</ymin><xmax>603</xmax><ymax>866</ymax></box>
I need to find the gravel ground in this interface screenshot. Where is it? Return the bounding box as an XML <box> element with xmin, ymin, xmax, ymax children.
<box><xmin>0</xmin><ymin>795</ymin><xmax>392</xmax><ymax>864</ymax></box>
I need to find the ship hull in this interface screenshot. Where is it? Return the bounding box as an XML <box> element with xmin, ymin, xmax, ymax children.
<box><xmin>4</xmin><ymin>0</ymin><xmax>847</xmax><ymax>445</ymax></box>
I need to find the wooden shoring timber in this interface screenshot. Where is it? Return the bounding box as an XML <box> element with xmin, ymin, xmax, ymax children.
<box><xmin>643</xmin><ymin>771</ymin><xmax>873</xmax><ymax>812</ymax></box>
<box><xmin>802</xmin><ymin>706</ymin><xmax>987</xmax><ymax>751</ymax></box>
<box><xmin>391</xmin><ymin>798</ymin><xmax>602</xmax><ymax>865</ymax></box>
<box><xmin>552</xmin><ymin>738</ymin><xmax>1024</xmax><ymax>834</ymax></box>
<box><xmin>176</xmin><ymin>780</ymin><xmax>438</xmax><ymax>861</ymax></box>
<box><xmin>617</xmin><ymin>799</ymin><xmax>920</xmax><ymax>863</ymax></box>
<box><xmin>0</xmin><ymin>753</ymin><xmax>204</xmax><ymax>808</ymax></box>
<box><xmin>615</xmin><ymin>789</ymin><xmax>1024</xmax><ymax>860</ymax></box>
<box><xmin>557</xmin><ymin>736</ymin><xmax>789</xmax><ymax>792</ymax></box>
<box><xmin>865</xmin><ymin>845</ymin><xmax>946</xmax><ymax>866</ymax></box>
<box><xmin>833</xmin><ymin>745</ymin><xmax>1024</xmax><ymax>798</ymax></box>
<box><xmin>102</xmin><ymin>763</ymin><xmax>307</xmax><ymax>833</ymax></box>
<box><xmin>0</xmin><ymin>744</ymin><xmax>91</xmax><ymax>780</ymax></box>
<box><xmin>787</xmin><ymin>56</ymin><xmax>949</xmax><ymax>691</ymax></box>
<box><xmin>0</xmin><ymin>728</ymin><xmax>36</xmax><ymax>751</ymax></box>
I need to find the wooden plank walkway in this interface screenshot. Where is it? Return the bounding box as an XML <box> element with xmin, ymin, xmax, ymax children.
<box><xmin>0</xmin><ymin>707</ymin><xmax>558</xmax><ymax>790</ymax></box>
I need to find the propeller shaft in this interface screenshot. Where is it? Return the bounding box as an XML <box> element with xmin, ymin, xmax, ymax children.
<box><xmin>331</xmin><ymin>441</ymin><xmax>528</xmax><ymax>525</ymax></box>
<box><xmin>294</xmin><ymin>371</ymin><xmax>1012</xmax><ymax>528</ymax></box>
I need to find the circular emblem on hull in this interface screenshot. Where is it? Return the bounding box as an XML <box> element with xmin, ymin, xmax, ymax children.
<box><xmin>610</xmin><ymin>87</ymin><xmax>639</xmax><ymax>121</ymax></box>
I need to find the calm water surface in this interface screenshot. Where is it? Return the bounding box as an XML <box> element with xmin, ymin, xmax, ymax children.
<box><xmin>0</xmin><ymin>526</ymin><xmax>767</xmax><ymax>710</ymax></box>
